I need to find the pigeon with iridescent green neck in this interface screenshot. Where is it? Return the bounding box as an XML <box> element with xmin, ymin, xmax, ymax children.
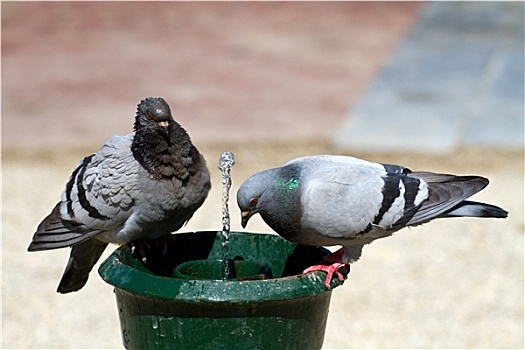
<box><xmin>237</xmin><ymin>155</ymin><xmax>508</xmax><ymax>288</ymax></box>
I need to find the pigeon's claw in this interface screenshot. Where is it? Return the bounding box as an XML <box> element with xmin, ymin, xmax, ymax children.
<box><xmin>129</xmin><ymin>240</ymin><xmax>149</xmax><ymax>263</ymax></box>
<box><xmin>303</xmin><ymin>262</ymin><xmax>349</xmax><ymax>289</ymax></box>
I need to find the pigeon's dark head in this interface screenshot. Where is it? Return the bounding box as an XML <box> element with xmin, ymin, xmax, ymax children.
<box><xmin>132</xmin><ymin>96</ymin><xmax>198</xmax><ymax>179</ymax></box>
<box><xmin>135</xmin><ymin>97</ymin><xmax>174</xmax><ymax>134</ymax></box>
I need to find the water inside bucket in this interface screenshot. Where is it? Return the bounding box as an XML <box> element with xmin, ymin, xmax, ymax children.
<box><xmin>172</xmin><ymin>259</ymin><xmax>273</xmax><ymax>281</ymax></box>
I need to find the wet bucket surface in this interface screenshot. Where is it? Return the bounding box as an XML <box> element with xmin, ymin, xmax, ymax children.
<box><xmin>98</xmin><ymin>231</ymin><xmax>342</xmax><ymax>350</ymax></box>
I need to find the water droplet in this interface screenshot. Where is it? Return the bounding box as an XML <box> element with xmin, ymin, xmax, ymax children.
<box><xmin>122</xmin><ymin>329</ymin><xmax>130</xmax><ymax>343</ymax></box>
<box><xmin>159</xmin><ymin>322</ymin><xmax>167</xmax><ymax>337</ymax></box>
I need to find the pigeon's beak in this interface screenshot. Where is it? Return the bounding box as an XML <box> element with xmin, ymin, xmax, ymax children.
<box><xmin>157</xmin><ymin>120</ymin><xmax>170</xmax><ymax>136</ymax></box>
<box><xmin>241</xmin><ymin>210</ymin><xmax>252</xmax><ymax>228</ymax></box>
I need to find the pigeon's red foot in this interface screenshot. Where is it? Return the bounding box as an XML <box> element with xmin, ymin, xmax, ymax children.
<box><xmin>303</xmin><ymin>262</ymin><xmax>349</xmax><ymax>289</ymax></box>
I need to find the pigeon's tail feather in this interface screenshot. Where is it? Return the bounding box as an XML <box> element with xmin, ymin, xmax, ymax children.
<box><xmin>406</xmin><ymin>173</ymin><xmax>506</xmax><ymax>226</ymax></box>
<box><xmin>28</xmin><ymin>203</ymin><xmax>101</xmax><ymax>251</ymax></box>
<box><xmin>441</xmin><ymin>200</ymin><xmax>508</xmax><ymax>219</ymax></box>
<box><xmin>57</xmin><ymin>239</ymin><xmax>108</xmax><ymax>293</ymax></box>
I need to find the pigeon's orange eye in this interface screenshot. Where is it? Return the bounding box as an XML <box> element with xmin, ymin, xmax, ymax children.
<box><xmin>249</xmin><ymin>198</ymin><xmax>258</xmax><ymax>206</ymax></box>
<box><xmin>146</xmin><ymin>112</ymin><xmax>153</xmax><ymax>120</ymax></box>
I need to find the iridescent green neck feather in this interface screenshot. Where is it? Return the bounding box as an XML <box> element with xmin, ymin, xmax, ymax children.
<box><xmin>261</xmin><ymin>165</ymin><xmax>303</xmax><ymax>240</ymax></box>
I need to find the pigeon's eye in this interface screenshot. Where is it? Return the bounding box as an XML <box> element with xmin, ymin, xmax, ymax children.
<box><xmin>146</xmin><ymin>112</ymin><xmax>153</xmax><ymax>120</ymax></box>
<box><xmin>249</xmin><ymin>198</ymin><xmax>258</xmax><ymax>206</ymax></box>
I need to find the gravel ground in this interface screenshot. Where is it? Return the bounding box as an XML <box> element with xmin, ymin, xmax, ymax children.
<box><xmin>2</xmin><ymin>143</ymin><xmax>523</xmax><ymax>349</ymax></box>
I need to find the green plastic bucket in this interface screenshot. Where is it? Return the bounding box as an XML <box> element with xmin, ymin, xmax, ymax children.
<box><xmin>98</xmin><ymin>231</ymin><xmax>342</xmax><ymax>350</ymax></box>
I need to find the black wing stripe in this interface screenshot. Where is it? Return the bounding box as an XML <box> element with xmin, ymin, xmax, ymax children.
<box><xmin>402</xmin><ymin>177</ymin><xmax>421</xmax><ymax>212</ymax></box>
<box><xmin>394</xmin><ymin>176</ymin><xmax>423</xmax><ymax>226</ymax></box>
<box><xmin>373</xmin><ymin>176</ymin><xmax>401</xmax><ymax>225</ymax></box>
<box><xmin>65</xmin><ymin>155</ymin><xmax>94</xmax><ymax>218</ymax></box>
<box><xmin>75</xmin><ymin>155</ymin><xmax>110</xmax><ymax>220</ymax></box>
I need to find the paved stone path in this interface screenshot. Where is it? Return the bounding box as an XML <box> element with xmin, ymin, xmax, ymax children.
<box><xmin>335</xmin><ymin>2</ymin><xmax>524</xmax><ymax>152</ymax></box>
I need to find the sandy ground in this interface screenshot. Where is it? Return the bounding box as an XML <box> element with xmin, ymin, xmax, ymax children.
<box><xmin>2</xmin><ymin>143</ymin><xmax>523</xmax><ymax>349</ymax></box>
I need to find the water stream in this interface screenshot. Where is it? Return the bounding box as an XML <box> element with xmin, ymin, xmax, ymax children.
<box><xmin>217</xmin><ymin>151</ymin><xmax>235</xmax><ymax>280</ymax></box>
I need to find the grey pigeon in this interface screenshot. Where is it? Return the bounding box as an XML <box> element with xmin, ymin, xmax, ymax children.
<box><xmin>28</xmin><ymin>97</ymin><xmax>211</xmax><ymax>293</ymax></box>
<box><xmin>237</xmin><ymin>155</ymin><xmax>508</xmax><ymax>288</ymax></box>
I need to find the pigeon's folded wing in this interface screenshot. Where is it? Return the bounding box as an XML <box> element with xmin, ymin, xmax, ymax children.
<box><xmin>299</xmin><ymin>158</ymin><xmax>430</xmax><ymax>239</ymax></box>
<box><xmin>29</xmin><ymin>134</ymin><xmax>138</xmax><ymax>251</ymax></box>
<box><xmin>299</xmin><ymin>160</ymin><xmax>387</xmax><ymax>238</ymax></box>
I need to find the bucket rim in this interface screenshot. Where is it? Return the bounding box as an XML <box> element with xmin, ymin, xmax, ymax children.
<box><xmin>98</xmin><ymin>231</ymin><xmax>342</xmax><ymax>303</ymax></box>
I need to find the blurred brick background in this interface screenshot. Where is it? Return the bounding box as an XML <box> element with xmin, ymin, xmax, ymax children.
<box><xmin>2</xmin><ymin>2</ymin><xmax>419</xmax><ymax>149</ymax></box>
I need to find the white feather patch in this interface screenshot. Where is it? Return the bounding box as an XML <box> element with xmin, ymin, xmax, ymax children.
<box><xmin>379</xmin><ymin>179</ymin><xmax>406</xmax><ymax>227</ymax></box>
<box><xmin>414</xmin><ymin>180</ymin><xmax>429</xmax><ymax>206</ymax></box>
